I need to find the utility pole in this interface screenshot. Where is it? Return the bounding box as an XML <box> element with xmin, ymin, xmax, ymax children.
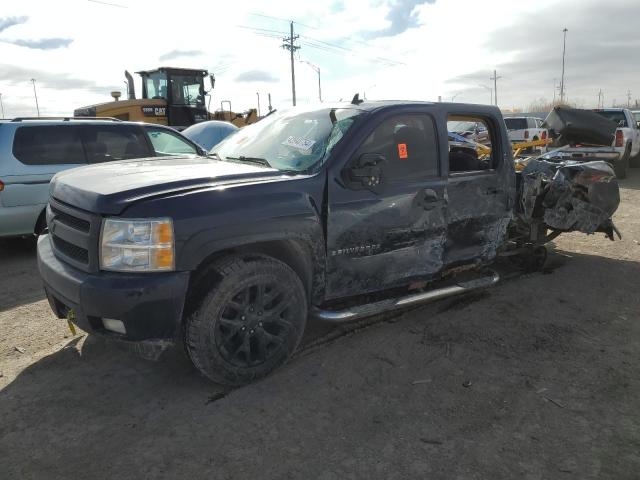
<box><xmin>560</xmin><ymin>28</ymin><xmax>568</xmax><ymax>104</ymax></box>
<box><xmin>282</xmin><ymin>21</ymin><xmax>300</xmax><ymax>106</ymax></box>
<box><xmin>256</xmin><ymin>92</ymin><xmax>261</xmax><ymax>117</ymax></box>
<box><xmin>597</xmin><ymin>89</ymin><xmax>603</xmax><ymax>109</ymax></box>
<box><xmin>553</xmin><ymin>78</ymin><xmax>557</xmax><ymax>104</ymax></box>
<box><xmin>31</xmin><ymin>78</ymin><xmax>40</xmax><ymax>116</ymax></box>
<box><xmin>627</xmin><ymin>90</ymin><xmax>632</xmax><ymax>107</ymax></box>
<box><xmin>490</xmin><ymin>70</ymin><xmax>501</xmax><ymax>106</ymax></box>
<box><xmin>268</xmin><ymin>93</ymin><xmax>273</xmax><ymax>112</ymax></box>
<box><xmin>0</xmin><ymin>93</ymin><xmax>4</xmax><ymax>119</ymax></box>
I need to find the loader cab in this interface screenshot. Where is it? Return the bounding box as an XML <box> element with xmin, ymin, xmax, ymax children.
<box><xmin>137</xmin><ymin>67</ymin><xmax>209</xmax><ymax>130</ymax></box>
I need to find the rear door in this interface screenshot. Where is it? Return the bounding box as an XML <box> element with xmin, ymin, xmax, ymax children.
<box><xmin>3</xmin><ymin>124</ymin><xmax>86</xmax><ymax>207</ymax></box>
<box><xmin>325</xmin><ymin>109</ymin><xmax>447</xmax><ymax>299</ymax></box>
<box><xmin>444</xmin><ymin>110</ymin><xmax>513</xmax><ymax>266</ymax></box>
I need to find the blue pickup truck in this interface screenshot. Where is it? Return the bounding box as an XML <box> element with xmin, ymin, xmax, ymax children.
<box><xmin>36</xmin><ymin>100</ymin><xmax>620</xmax><ymax>385</ymax></box>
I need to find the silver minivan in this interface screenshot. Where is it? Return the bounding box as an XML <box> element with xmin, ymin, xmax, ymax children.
<box><xmin>0</xmin><ymin>118</ymin><xmax>203</xmax><ymax>238</ymax></box>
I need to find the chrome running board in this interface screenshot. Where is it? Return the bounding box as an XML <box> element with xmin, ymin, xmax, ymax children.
<box><xmin>312</xmin><ymin>270</ymin><xmax>500</xmax><ymax>322</ymax></box>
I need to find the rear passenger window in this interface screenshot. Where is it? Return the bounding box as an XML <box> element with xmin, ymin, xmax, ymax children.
<box><xmin>447</xmin><ymin>115</ymin><xmax>496</xmax><ymax>173</ymax></box>
<box><xmin>13</xmin><ymin>126</ymin><xmax>85</xmax><ymax>165</ymax></box>
<box><xmin>83</xmin><ymin>126</ymin><xmax>149</xmax><ymax>164</ymax></box>
<box><xmin>356</xmin><ymin>114</ymin><xmax>439</xmax><ymax>179</ymax></box>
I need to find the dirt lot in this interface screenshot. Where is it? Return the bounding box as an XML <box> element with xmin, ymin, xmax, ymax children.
<box><xmin>1</xmin><ymin>171</ymin><xmax>639</xmax><ymax>479</ymax></box>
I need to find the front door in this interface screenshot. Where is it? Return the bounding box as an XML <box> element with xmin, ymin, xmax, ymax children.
<box><xmin>325</xmin><ymin>111</ymin><xmax>448</xmax><ymax>300</ymax></box>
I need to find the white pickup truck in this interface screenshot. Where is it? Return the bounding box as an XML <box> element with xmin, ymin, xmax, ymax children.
<box><xmin>504</xmin><ymin>116</ymin><xmax>548</xmax><ymax>142</ymax></box>
<box><xmin>504</xmin><ymin>116</ymin><xmax>548</xmax><ymax>154</ymax></box>
<box><xmin>592</xmin><ymin>108</ymin><xmax>640</xmax><ymax>175</ymax></box>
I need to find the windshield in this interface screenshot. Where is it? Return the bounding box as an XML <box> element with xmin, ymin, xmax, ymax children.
<box><xmin>211</xmin><ymin>107</ymin><xmax>364</xmax><ymax>172</ymax></box>
<box><xmin>170</xmin><ymin>74</ymin><xmax>204</xmax><ymax>106</ymax></box>
<box><xmin>594</xmin><ymin>110</ymin><xmax>628</xmax><ymax>127</ymax></box>
<box><xmin>504</xmin><ymin>118</ymin><xmax>527</xmax><ymax>130</ymax></box>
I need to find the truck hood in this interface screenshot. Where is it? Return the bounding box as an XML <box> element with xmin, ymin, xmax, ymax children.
<box><xmin>50</xmin><ymin>156</ymin><xmax>291</xmax><ymax>215</ymax></box>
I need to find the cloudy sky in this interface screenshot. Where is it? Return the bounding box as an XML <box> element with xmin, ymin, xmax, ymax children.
<box><xmin>0</xmin><ymin>0</ymin><xmax>638</xmax><ymax>118</ymax></box>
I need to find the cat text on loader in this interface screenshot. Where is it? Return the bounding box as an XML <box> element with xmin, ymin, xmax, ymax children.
<box><xmin>74</xmin><ymin>67</ymin><xmax>213</xmax><ymax>129</ymax></box>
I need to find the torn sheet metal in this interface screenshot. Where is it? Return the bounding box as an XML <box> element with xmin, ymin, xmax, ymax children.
<box><xmin>519</xmin><ymin>159</ymin><xmax>620</xmax><ymax>239</ymax></box>
<box><xmin>544</xmin><ymin>106</ymin><xmax>617</xmax><ymax>146</ymax></box>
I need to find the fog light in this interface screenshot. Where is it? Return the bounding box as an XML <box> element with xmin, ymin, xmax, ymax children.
<box><xmin>102</xmin><ymin>318</ymin><xmax>126</xmax><ymax>335</ymax></box>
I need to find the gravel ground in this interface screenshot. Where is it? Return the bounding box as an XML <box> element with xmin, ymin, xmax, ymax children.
<box><xmin>1</xmin><ymin>170</ymin><xmax>639</xmax><ymax>479</ymax></box>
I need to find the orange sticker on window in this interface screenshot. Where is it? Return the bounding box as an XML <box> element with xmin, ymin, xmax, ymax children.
<box><xmin>397</xmin><ymin>143</ymin><xmax>408</xmax><ymax>159</ymax></box>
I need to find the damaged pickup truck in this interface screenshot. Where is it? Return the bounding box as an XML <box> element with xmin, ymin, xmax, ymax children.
<box><xmin>37</xmin><ymin>100</ymin><xmax>620</xmax><ymax>385</ymax></box>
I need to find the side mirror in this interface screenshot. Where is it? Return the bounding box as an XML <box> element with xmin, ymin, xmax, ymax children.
<box><xmin>346</xmin><ymin>153</ymin><xmax>386</xmax><ymax>192</ymax></box>
<box><xmin>209</xmin><ymin>74</ymin><xmax>216</xmax><ymax>90</ymax></box>
<box><xmin>636</xmin><ymin>121</ymin><xmax>640</xmax><ymax>130</ymax></box>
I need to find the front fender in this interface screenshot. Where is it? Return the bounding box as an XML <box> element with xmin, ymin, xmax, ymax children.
<box><xmin>121</xmin><ymin>175</ymin><xmax>327</xmax><ymax>299</ymax></box>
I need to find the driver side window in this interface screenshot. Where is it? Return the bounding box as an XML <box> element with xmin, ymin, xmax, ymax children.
<box><xmin>354</xmin><ymin>114</ymin><xmax>439</xmax><ymax>180</ymax></box>
<box><xmin>146</xmin><ymin>128</ymin><xmax>198</xmax><ymax>156</ymax></box>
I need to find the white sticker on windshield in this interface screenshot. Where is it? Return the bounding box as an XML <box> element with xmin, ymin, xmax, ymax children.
<box><xmin>282</xmin><ymin>136</ymin><xmax>316</xmax><ymax>152</ymax></box>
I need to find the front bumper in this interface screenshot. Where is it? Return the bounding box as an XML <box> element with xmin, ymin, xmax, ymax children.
<box><xmin>37</xmin><ymin>234</ymin><xmax>190</xmax><ymax>341</ymax></box>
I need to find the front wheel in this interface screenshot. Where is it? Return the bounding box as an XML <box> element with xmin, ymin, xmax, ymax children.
<box><xmin>185</xmin><ymin>255</ymin><xmax>308</xmax><ymax>386</ymax></box>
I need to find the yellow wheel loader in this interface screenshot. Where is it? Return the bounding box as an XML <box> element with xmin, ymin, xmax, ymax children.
<box><xmin>74</xmin><ymin>67</ymin><xmax>258</xmax><ymax>129</ymax></box>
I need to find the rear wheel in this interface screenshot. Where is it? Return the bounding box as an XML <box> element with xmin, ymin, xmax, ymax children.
<box><xmin>630</xmin><ymin>145</ymin><xmax>640</xmax><ymax>168</ymax></box>
<box><xmin>614</xmin><ymin>144</ymin><xmax>630</xmax><ymax>179</ymax></box>
<box><xmin>185</xmin><ymin>255</ymin><xmax>308</xmax><ymax>386</ymax></box>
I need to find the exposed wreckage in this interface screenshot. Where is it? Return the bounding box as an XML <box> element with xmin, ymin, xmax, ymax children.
<box><xmin>510</xmin><ymin>106</ymin><xmax>622</xmax><ymax>247</ymax></box>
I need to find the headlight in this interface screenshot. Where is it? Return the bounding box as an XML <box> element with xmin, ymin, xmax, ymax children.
<box><xmin>100</xmin><ymin>218</ymin><xmax>174</xmax><ymax>272</ymax></box>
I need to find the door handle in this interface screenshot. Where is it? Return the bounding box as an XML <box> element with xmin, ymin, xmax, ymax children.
<box><xmin>485</xmin><ymin>186</ymin><xmax>501</xmax><ymax>195</ymax></box>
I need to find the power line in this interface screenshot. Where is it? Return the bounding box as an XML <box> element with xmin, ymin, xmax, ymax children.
<box><xmin>87</xmin><ymin>0</ymin><xmax>127</xmax><ymax>8</ymax></box>
<box><xmin>249</xmin><ymin>12</ymin><xmax>318</xmax><ymax>31</ymax></box>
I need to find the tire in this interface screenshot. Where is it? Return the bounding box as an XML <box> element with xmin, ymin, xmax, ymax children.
<box><xmin>34</xmin><ymin>209</ymin><xmax>47</xmax><ymax>236</ymax></box>
<box><xmin>185</xmin><ymin>255</ymin><xmax>308</xmax><ymax>386</ymax></box>
<box><xmin>614</xmin><ymin>144</ymin><xmax>630</xmax><ymax>179</ymax></box>
<box><xmin>630</xmin><ymin>145</ymin><xmax>640</xmax><ymax>168</ymax></box>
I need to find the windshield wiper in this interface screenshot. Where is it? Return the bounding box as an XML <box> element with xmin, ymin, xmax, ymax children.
<box><xmin>225</xmin><ymin>156</ymin><xmax>272</xmax><ymax>168</ymax></box>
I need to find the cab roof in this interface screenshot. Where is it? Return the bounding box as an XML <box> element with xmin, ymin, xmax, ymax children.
<box><xmin>135</xmin><ymin>67</ymin><xmax>208</xmax><ymax>77</ymax></box>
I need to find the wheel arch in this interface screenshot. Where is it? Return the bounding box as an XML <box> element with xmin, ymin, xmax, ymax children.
<box><xmin>183</xmin><ymin>237</ymin><xmax>325</xmax><ymax>321</ymax></box>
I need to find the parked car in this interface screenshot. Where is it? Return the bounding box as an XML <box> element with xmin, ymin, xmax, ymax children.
<box><xmin>504</xmin><ymin>116</ymin><xmax>548</xmax><ymax>149</ymax></box>
<box><xmin>37</xmin><ymin>101</ymin><xmax>620</xmax><ymax>385</ymax></box>
<box><xmin>0</xmin><ymin>118</ymin><xmax>203</xmax><ymax>238</ymax></box>
<box><xmin>181</xmin><ymin>120</ymin><xmax>238</xmax><ymax>151</ymax></box>
<box><xmin>447</xmin><ymin>119</ymin><xmax>490</xmax><ymax>145</ymax></box>
<box><xmin>592</xmin><ymin>108</ymin><xmax>640</xmax><ymax>174</ymax></box>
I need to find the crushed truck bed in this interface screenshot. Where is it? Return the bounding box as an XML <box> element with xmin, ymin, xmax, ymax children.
<box><xmin>517</xmin><ymin>159</ymin><xmax>620</xmax><ymax>241</ymax></box>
